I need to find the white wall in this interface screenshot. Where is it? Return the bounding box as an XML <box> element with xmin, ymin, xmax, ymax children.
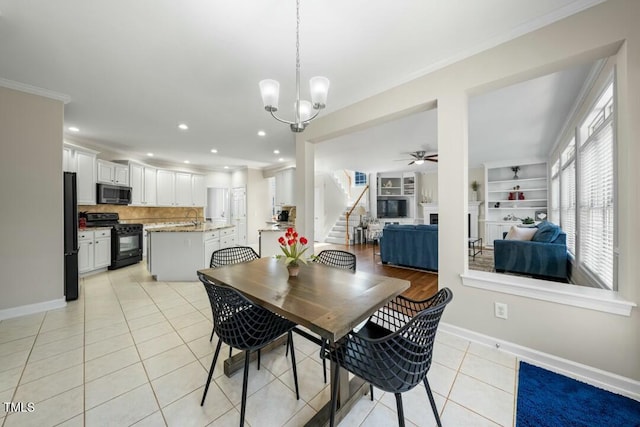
<box><xmin>205</xmin><ymin>171</ymin><xmax>231</xmax><ymax>188</ymax></box>
<box><xmin>317</xmin><ymin>173</ymin><xmax>346</xmax><ymax>241</ymax></box>
<box><xmin>0</xmin><ymin>86</ymin><xmax>65</xmax><ymax>313</ymax></box>
<box><xmin>246</xmin><ymin>168</ymin><xmax>271</xmax><ymax>245</ymax></box>
<box><xmin>301</xmin><ymin>0</ymin><xmax>640</xmax><ymax>380</ymax></box>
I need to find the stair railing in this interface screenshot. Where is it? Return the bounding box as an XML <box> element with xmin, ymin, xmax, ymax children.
<box><xmin>345</xmin><ymin>184</ymin><xmax>370</xmax><ymax>246</ymax></box>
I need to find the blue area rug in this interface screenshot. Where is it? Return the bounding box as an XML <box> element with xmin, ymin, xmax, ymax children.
<box><xmin>516</xmin><ymin>361</ymin><xmax>640</xmax><ymax>427</ymax></box>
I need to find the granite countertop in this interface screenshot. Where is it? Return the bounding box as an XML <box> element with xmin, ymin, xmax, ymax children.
<box><xmin>146</xmin><ymin>223</ymin><xmax>235</xmax><ymax>233</ymax></box>
<box><xmin>79</xmin><ymin>226</ymin><xmax>112</xmax><ymax>232</ymax></box>
<box><xmin>259</xmin><ymin>222</ymin><xmax>295</xmax><ymax>232</ymax></box>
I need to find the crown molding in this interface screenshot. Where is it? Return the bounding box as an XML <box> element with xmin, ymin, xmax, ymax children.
<box><xmin>0</xmin><ymin>77</ymin><xmax>71</xmax><ymax>104</ymax></box>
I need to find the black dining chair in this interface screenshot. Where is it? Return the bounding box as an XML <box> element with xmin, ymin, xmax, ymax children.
<box><xmin>208</xmin><ymin>246</ymin><xmax>260</xmax><ymax>346</ymax></box>
<box><xmin>198</xmin><ymin>272</ymin><xmax>300</xmax><ymax>427</ymax></box>
<box><xmin>309</xmin><ymin>249</ymin><xmax>357</xmax><ymax>383</ymax></box>
<box><xmin>209</xmin><ymin>246</ymin><xmax>259</xmax><ymax>268</ymax></box>
<box><xmin>323</xmin><ymin>287</ymin><xmax>453</xmax><ymax>427</ymax></box>
<box><xmin>314</xmin><ymin>249</ymin><xmax>357</xmax><ymax>271</ymax></box>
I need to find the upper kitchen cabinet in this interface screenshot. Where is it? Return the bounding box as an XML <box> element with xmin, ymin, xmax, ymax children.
<box><xmin>128</xmin><ymin>162</ymin><xmax>157</xmax><ymax>206</ymax></box>
<box><xmin>192</xmin><ymin>174</ymin><xmax>206</xmax><ymax>206</ymax></box>
<box><xmin>275</xmin><ymin>168</ymin><xmax>295</xmax><ymax>206</ymax></box>
<box><xmin>97</xmin><ymin>160</ymin><xmax>129</xmax><ymax>185</ymax></box>
<box><xmin>156</xmin><ymin>170</ymin><xmax>206</xmax><ymax>207</ymax></box>
<box><xmin>63</xmin><ymin>143</ymin><xmax>98</xmax><ymax>205</ymax></box>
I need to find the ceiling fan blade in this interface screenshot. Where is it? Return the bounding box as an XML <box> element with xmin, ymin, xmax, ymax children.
<box><xmin>408</xmin><ymin>160</ymin><xmax>415</xmax><ymax>165</ymax></box>
<box><xmin>426</xmin><ymin>158</ymin><xmax>438</xmax><ymax>162</ymax></box>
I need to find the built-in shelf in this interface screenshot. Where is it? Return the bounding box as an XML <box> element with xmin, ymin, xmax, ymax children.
<box><xmin>483</xmin><ymin>161</ymin><xmax>548</xmax><ymax>247</ymax></box>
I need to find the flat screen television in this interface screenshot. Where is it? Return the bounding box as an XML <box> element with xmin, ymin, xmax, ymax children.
<box><xmin>377</xmin><ymin>199</ymin><xmax>407</xmax><ymax>218</ymax></box>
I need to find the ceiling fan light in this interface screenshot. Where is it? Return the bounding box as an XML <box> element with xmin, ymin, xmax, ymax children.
<box><xmin>414</xmin><ymin>159</ymin><xmax>425</xmax><ymax>165</ymax></box>
<box><xmin>259</xmin><ymin>79</ymin><xmax>280</xmax><ymax>111</ymax></box>
<box><xmin>310</xmin><ymin>76</ymin><xmax>329</xmax><ymax>109</ymax></box>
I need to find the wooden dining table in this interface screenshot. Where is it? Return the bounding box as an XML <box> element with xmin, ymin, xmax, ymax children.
<box><xmin>198</xmin><ymin>256</ymin><xmax>410</xmax><ymax>427</ymax></box>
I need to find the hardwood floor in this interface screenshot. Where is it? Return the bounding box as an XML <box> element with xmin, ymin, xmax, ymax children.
<box><xmin>317</xmin><ymin>241</ymin><xmax>439</xmax><ymax>301</ymax></box>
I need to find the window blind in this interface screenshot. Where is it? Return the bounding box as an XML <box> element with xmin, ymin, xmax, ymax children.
<box><xmin>579</xmin><ymin>121</ymin><xmax>614</xmax><ymax>288</ymax></box>
<box><xmin>550</xmin><ymin>160</ymin><xmax>560</xmax><ymax>224</ymax></box>
<box><xmin>561</xmin><ymin>160</ymin><xmax>576</xmax><ymax>254</ymax></box>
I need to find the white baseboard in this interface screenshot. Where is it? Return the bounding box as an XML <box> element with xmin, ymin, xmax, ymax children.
<box><xmin>0</xmin><ymin>298</ymin><xmax>67</xmax><ymax>321</ymax></box>
<box><xmin>439</xmin><ymin>322</ymin><xmax>640</xmax><ymax>401</ymax></box>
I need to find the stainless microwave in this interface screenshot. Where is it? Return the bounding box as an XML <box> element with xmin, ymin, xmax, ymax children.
<box><xmin>96</xmin><ymin>183</ymin><xmax>132</xmax><ymax>205</ymax></box>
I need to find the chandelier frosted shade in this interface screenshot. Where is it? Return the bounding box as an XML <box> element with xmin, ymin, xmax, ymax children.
<box><xmin>310</xmin><ymin>76</ymin><xmax>330</xmax><ymax>109</ymax></box>
<box><xmin>259</xmin><ymin>79</ymin><xmax>280</xmax><ymax>111</ymax></box>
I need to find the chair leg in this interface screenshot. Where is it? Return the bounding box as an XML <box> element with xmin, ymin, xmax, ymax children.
<box><xmin>201</xmin><ymin>340</ymin><xmax>222</xmax><ymax>406</ymax></box>
<box><xmin>257</xmin><ymin>349</ymin><xmax>261</xmax><ymax>370</ymax></box>
<box><xmin>321</xmin><ymin>340</ymin><xmax>327</xmax><ymax>383</ymax></box>
<box><xmin>287</xmin><ymin>331</ymin><xmax>300</xmax><ymax>400</ymax></box>
<box><xmin>285</xmin><ymin>334</ymin><xmax>290</xmax><ymax>357</ymax></box>
<box><xmin>330</xmin><ymin>362</ymin><xmax>340</xmax><ymax>427</ymax></box>
<box><xmin>209</xmin><ymin>328</ymin><xmax>215</xmax><ymax>342</ymax></box>
<box><xmin>394</xmin><ymin>393</ymin><xmax>406</xmax><ymax>427</ymax></box>
<box><xmin>240</xmin><ymin>351</ymin><xmax>251</xmax><ymax>427</ymax></box>
<box><xmin>424</xmin><ymin>378</ymin><xmax>442</xmax><ymax>427</ymax></box>
<box><xmin>370</xmin><ymin>384</ymin><xmax>374</xmax><ymax>401</ymax></box>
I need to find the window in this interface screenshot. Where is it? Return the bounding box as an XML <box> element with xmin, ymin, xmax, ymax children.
<box><xmin>577</xmin><ymin>82</ymin><xmax>615</xmax><ymax>289</ymax></box>
<box><xmin>354</xmin><ymin>171</ymin><xmax>367</xmax><ymax>186</ymax></box>
<box><xmin>550</xmin><ymin>80</ymin><xmax>616</xmax><ymax>290</ymax></box>
<box><xmin>550</xmin><ymin>160</ymin><xmax>560</xmax><ymax>224</ymax></box>
<box><xmin>560</xmin><ymin>139</ymin><xmax>576</xmax><ymax>254</ymax></box>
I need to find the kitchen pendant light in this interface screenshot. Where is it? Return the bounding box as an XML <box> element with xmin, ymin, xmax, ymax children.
<box><xmin>259</xmin><ymin>0</ymin><xmax>329</xmax><ymax>133</ymax></box>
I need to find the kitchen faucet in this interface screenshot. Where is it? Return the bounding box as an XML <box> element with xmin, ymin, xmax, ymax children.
<box><xmin>186</xmin><ymin>208</ymin><xmax>200</xmax><ymax>225</ymax></box>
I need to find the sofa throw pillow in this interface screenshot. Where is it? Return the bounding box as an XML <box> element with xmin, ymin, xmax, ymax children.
<box><xmin>505</xmin><ymin>226</ymin><xmax>537</xmax><ymax>241</ymax></box>
<box><xmin>532</xmin><ymin>222</ymin><xmax>561</xmax><ymax>243</ymax></box>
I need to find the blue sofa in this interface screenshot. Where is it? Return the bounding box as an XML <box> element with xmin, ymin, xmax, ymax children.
<box><xmin>493</xmin><ymin>222</ymin><xmax>568</xmax><ymax>280</ymax></box>
<box><xmin>380</xmin><ymin>224</ymin><xmax>438</xmax><ymax>271</ymax></box>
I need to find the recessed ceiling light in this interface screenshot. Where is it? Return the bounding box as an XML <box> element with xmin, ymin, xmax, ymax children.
<box><xmin>278</xmin><ymin>158</ymin><xmax>284</xmax><ymax>162</ymax></box>
<box><xmin>147</xmin><ymin>153</ymin><xmax>154</xmax><ymax>157</ymax></box>
<box><xmin>178</xmin><ymin>123</ymin><xmax>189</xmax><ymax>131</ymax></box>
<box><xmin>224</xmin><ymin>166</ymin><xmax>229</xmax><ymax>169</ymax></box>
<box><xmin>273</xmin><ymin>149</ymin><xmax>280</xmax><ymax>154</ymax></box>
<box><xmin>211</xmin><ymin>149</ymin><xmax>218</xmax><ymax>153</ymax></box>
<box><xmin>184</xmin><ymin>160</ymin><xmax>190</xmax><ymax>164</ymax></box>
<box><xmin>68</xmin><ymin>126</ymin><xmax>80</xmax><ymax>132</ymax></box>
<box><xmin>257</xmin><ymin>130</ymin><xmax>266</xmax><ymax>137</ymax></box>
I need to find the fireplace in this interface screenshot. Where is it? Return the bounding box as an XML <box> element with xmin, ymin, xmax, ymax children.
<box><xmin>422</xmin><ymin>202</ymin><xmax>482</xmax><ymax>238</ymax></box>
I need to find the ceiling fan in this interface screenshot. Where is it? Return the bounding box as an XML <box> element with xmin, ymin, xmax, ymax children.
<box><xmin>396</xmin><ymin>150</ymin><xmax>438</xmax><ymax>165</ymax></box>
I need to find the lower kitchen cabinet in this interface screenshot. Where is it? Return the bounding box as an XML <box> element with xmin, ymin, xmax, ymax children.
<box><xmin>79</xmin><ymin>229</ymin><xmax>111</xmax><ymax>274</ymax></box>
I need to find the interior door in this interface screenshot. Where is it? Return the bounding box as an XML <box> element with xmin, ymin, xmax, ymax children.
<box><xmin>231</xmin><ymin>187</ymin><xmax>247</xmax><ymax>245</ymax></box>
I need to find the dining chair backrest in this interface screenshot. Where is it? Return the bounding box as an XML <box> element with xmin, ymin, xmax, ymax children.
<box><xmin>346</xmin><ymin>287</ymin><xmax>453</xmax><ymax>393</ymax></box>
<box><xmin>198</xmin><ymin>272</ymin><xmax>291</xmax><ymax>351</ymax></box>
<box><xmin>314</xmin><ymin>249</ymin><xmax>356</xmax><ymax>271</ymax></box>
<box><xmin>210</xmin><ymin>246</ymin><xmax>259</xmax><ymax>268</ymax></box>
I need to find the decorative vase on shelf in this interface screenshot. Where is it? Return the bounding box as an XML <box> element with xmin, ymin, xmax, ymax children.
<box><xmin>287</xmin><ymin>264</ymin><xmax>300</xmax><ymax>277</ymax></box>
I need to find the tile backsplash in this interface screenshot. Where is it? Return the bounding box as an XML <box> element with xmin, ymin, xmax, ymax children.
<box><xmin>78</xmin><ymin>205</ymin><xmax>205</xmax><ymax>224</ymax></box>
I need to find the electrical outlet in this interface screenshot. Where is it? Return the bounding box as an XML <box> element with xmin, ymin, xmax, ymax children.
<box><xmin>494</xmin><ymin>302</ymin><xmax>508</xmax><ymax>319</ymax></box>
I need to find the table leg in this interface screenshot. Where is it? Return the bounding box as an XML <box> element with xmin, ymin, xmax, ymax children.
<box><xmin>304</xmin><ymin>348</ymin><xmax>368</xmax><ymax>426</ymax></box>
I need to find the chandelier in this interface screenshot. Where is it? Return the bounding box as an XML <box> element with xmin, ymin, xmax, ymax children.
<box><xmin>259</xmin><ymin>0</ymin><xmax>329</xmax><ymax>133</ymax></box>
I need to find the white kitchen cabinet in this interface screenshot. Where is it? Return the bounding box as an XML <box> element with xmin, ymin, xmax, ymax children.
<box><xmin>156</xmin><ymin>170</ymin><xmax>176</xmax><ymax>206</ymax></box>
<box><xmin>129</xmin><ymin>162</ymin><xmax>157</xmax><ymax>206</ymax></box>
<box><xmin>97</xmin><ymin>160</ymin><xmax>129</xmax><ymax>185</ymax></box>
<box><xmin>93</xmin><ymin>230</ymin><xmax>112</xmax><ymax>269</ymax></box>
<box><xmin>78</xmin><ymin>232</ymin><xmax>93</xmax><ymax>273</ymax></box>
<box><xmin>275</xmin><ymin>168</ymin><xmax>295</xmax><ymax>206</ymax></box>
<box><xmin>175</xmin><ymin>172</ymin><xmax>192</xmax><ymax>206</ymax></box>
<box><xmin>155</xmin><ymin>169</ymin><xmax>204</xmax><ymax>207</ymax></box>
<box><xmin>78</xmin><ymin>229</ymin><xmax>111</xmax><ymax>274</ymax></box>
<box><xmin>63</xmin><ymin>146</ymin><xmax>73</xmax><ymax>172</ymax></box>
<box><xmin>192</xmin><ymin>174</ymin><xmax>206</xmax><ymax>206</ymax></box>
<box><xmin>75</xmin><ymin>150</ymin><xmax>97</xmax><ymax>205</ymax></box>
<box><xmin>203</xmin><ymin>230</ymin><xmax>221</xmax><ymax>267</ymax></box>
<box><xmin>220</xmin><ymin>226</ymin><xmax>237</xmax><ymax>249</ymax></box>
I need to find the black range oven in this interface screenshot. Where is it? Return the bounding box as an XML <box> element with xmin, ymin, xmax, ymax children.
<box><xmin>82</xmin><ymin>212</ymin><xmax>143</xmax><ymax>269</ymax></box>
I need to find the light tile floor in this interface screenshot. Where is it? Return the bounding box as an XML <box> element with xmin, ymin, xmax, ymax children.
<box><xmin>0</xmin><ymin>262</ymin><xmax>518</xmax><ymax>426</ymax></box>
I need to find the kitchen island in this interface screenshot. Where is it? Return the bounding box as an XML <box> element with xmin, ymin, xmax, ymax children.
<box><xmin>258</xmin><ymin>223</ymin><xmax>295</xmax><ymax>257</ymax></box>
<box><xmin>147</xmin><ymin>223</ymin><xmax>236</xmax><ymax>281</ymax></box>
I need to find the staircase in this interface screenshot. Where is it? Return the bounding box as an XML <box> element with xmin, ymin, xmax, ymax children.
<box><xmin>325</xmin><ymin>212</ymin><xmax>350</xmax><ymax>245</ymax></box>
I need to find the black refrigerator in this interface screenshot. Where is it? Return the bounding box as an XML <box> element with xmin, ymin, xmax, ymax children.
<box><xmin>63</xmin><ymin>172</ymin><xmax>79</xmax><ymax>301</ymax></box>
